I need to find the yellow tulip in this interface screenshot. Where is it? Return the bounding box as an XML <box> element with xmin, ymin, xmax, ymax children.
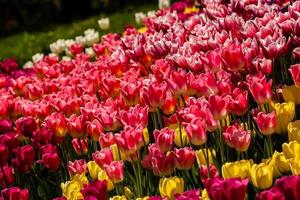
<box><xmin>61</xmin><ymin>174</ymin><xmax>88</xmax><ymax>200</ymax></box>
<box><xmin>87</xmin><ymin>161</ymin><xmax>102</xmax><ymax>179</ymax></box>
<box><xmin>270</xmin><ymin>101</ymin><xmax>295</xmax><ymax>134</ymax></box>
<box><xmin>138</xmin><ymin>27</ymin><xmax>148</xmax><ymax>33</ymax></box>
<box><xmin>183</xmin><ymin>6</ymin><xmax>200</xmax><ymax>14</ymax></box>
<box><xmin>201</xmin><ymin>189</ymin><xmax>210</xmax><ymax>200</ymax></box>
<box><xmin>143</xmin><ymin>128</ymin><xmax>150</xmax><ymax>145</ymax></box>
<box><xmin>250</xmin><ymin>163</ymin><xmax>273</xmax><ymax>189</ymax></box>
<box><xmin>110</xmin><ymin>144</ymin><xmax>126</xmax><ymax>161</ymax></box>
<box><xmin>282</xmin><ymin>141</ymin><xmax>300</xmax><ymax>159</ymax></box>
<box><xmin>136</xmin><ymin>197</ymin><xmax>149</xmax><ymax>200</ymax></box>
<box><xmin>174</xmin><ymin>126</ymin><xmax>189</xmax><ymax>147</ymax></box>
<box><xmin>124</xmin><ymin>186</ymin><xmax>134</xmax><ymax>199</ymax></box>
<box><xmin>282</xmin><ymin>85</ymin><xmax>300</xmax><ymax>105</ymax></box>
<box><xmin>159</xmin><ymin>176</ymin><xmax>184</xmax><ymax>200</ymax></box>
<box><xmin>110</xmin><ymin>195</ymin><xmax>127</xmax><ymax>200</ymax></box>
<box><xmin>288</xmin><ymin>120</ymin><xmax>300</xmax><ymax>143</ymax></box>
<box><xmin>195</xmin><ymin>148</ymin><xmax>215</xmax><ymax>166</ymax></box>
<box><xmin>290</xmin><ymin>154</ymin><xmax>300</xmax><ymax>175</ymax></box>
<box><xmin>222</xmin><ymin>160</ymin><xmax>253</xmax><ymax>179</ymax></box>
<box><xmin>98</xmin><ymin>169</ymin><xmax>114</xmax><ymax>191</ymax></box>
<box><xmin>268</xmin><ymin>151</ymin><xmax>290</xmax><ymax>177</ymax></box>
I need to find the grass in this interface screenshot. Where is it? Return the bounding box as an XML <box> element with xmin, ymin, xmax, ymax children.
<box><xmin>0</xmin><ymin>3</ymin><xmax>157</xmax><ymax>65</ymax></box>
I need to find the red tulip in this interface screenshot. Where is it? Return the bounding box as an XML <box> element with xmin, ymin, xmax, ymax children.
<box><xmin>81</xmin><ymin>180</ymin><xmax>108</xmax><ymax>200</ymax></box>
<box><xmin>165</xmin><ymin>68</ymin><xmax>187</xmax><ymax>96</ymax></box>
<box><xmin>289</xmin><ymin>64</ymin><xmax>300</xmax><ymax>88</ymax></box>
<box><xmin>32</xmin><ymin>128</ymin><xmax>54</xmax><ymax>149</ymax></box>
<box><xmin>208</xmin><ymin>95</ymin><xmax>229</xmax><ymax>120</ymax></box>
<box><xmin>161</xmin><ymin>91</ymin><xmax>177</xmax><ymax>115</ymax></box>
<box><xmin>256</xmin><ymin>187</ymin><xmax>285</xmax><ymax>200</ymax></box>
<box><xmin>190</xmin><ymin>72</ymin><xmax>218</xmax><ymax>97</ymax></box>
<box><xmin>0</xmin><ymin>119</ymin><xmax>12</xmax><ymax>134</ymax></box>
<box><xmin>119</xmin><ymin>104</ymin><xmax>148</xmax><ymax>127</ymax></box>
<box><xmin>86</xmin><ymin>119</ymin><xmax>103</xmax><ymax>142</ymax></box>
<box><xmin>97</xmin><ymin>109</ymin><xmax>121</xmax><ymax>131</ymax></box>
<box><xmin>1</xmin><ymin>187</ymin><xmax>29</xmax><ymax>200</ymax></box>
<box><xmin>246</xmin><ymin>74</ymin><xmax>272</xmax><ymax>104</ymax></box>
<box><xmin>120</xmin><ymin>81</ymin><xmax>142</xmax><ymax>106</ymax></box>
<box><xmin>67</xmin><ymin>159</ymin><xmax>87</xmax><ymax>177</ymax></box>
<box><xmin>153</xmin><ymin>127</ymin><xmax>174</xmax><ymax>153</ymax></box>
<box><xmin>44</xmin><ymin>112</ymin><xmax>68</xmax><ymax>137</ymax></box>
<box><xmin>101</xmin><ymin>73</ymin><xmax>120</xmax><ymax>98</ymax></box>
<box><xmin>0</xmin><ymin>165</ymin><xmax>15</xmax><ymax>187</ymax></box>
<box><xmin>253</xmin><ymin>111</ymin><xmax>276</xmax><ymax>136</ymax></box>
<box><xmin>199</xmin><ymin>164</ymin><xmax>219</xmax><ymax>182</ymax></box>
<box><xmin>292</xmin><ymin>47</ymin><xmax>300</xmax><ymax>60</ymax></box>
<box><xmin>103</xmin><ymin>161</ymin><xmax>124</xmax><ymax>183</ymax></box>
<box><xmin>12</xmin><ymin>145</ymin><xmax>35</xmax><ymax>173</ymax></box>
<box><xmin>141</xmin><ymin>82</ymin><xmax>167</xmax><ymax>112</ymax></box>
<box><xmin>221</xmin><ymin>43</ymin><xmax>245</xmax><ymax>72</ymax></box>
<box><xmin>275</xmin><ymin>175</ymin><xmax>300</xmax><ymax>200</ymax></box>
<box><xmin>183</xmin><ymin>118</ymin><xmax>207</xmax><ymax>146</ymax></box>
<box><xmin>72</xmin><ymin>138</ymin><xmax>88</xmax><ymax>156</ymax></box>
<box><xmin>0</xmin><ymin>132</ymin><xmax>19</xmax><ymax>151</ymax></box>
<box><xmin>228</xmin><ymin>88</ymin><xmax>248</xmax><ymax>116</ymax></box>
<box><xmin>15</xmin><ymin>116</ymin><xmax>38</xmax><ymax>138</ymax></box>
<box><xmin>39</xmin><ymin>145</ymin><xmax>60</xmax><ymax>171</ymax></box>
<box><xmin>174</xmin><ymin>147</ymin><xmax>195</xmax><ymax>170</ymax></box>
<box><xmin>69</xmin><ymin>43</ymin><xmax>84</xmax><ymax>56</ymax></box>
<box><xmin>205</xmin><ymin>177</ymin><xmax>248</xmax><ymax>200</ymax></box>
<box><xmin>114</xmin><ymin>126</ymin><xmax>144</xmax><ymax>156</ymax></box>
<box><xmin>223</xmin><ymin>124</ymin><xmax>251</xmax><ymax>152</ymax></box>
<box><xmin>92</xmin><ymin>148</ymin><xmax>113</xmax><ymax>168</ymax></box>
<box><xmin>99</xmin><ymin>132</ymin><xmax>115</xmax><ymax>149</ymax></box>
<box><xmin>68</xmin><ymin>114</ymin><xmax>85</xmax><ymax>138</ymax></box>
<box><xmin>0</xmin><ymin>145</ymin><xmax>9</xmax><ymax>167</ymax></box>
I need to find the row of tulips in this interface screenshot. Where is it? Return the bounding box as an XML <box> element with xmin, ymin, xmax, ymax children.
<box><xmin>1</xmin><ymin>0</ymin><xmax>300</xmax><ymax>199</ymax></box>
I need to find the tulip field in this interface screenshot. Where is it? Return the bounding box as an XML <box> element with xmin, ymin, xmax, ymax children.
<box><xmin>1</xmin><ymin>0</ymin><xmax>300</xmax><ymax>199</ymax></box>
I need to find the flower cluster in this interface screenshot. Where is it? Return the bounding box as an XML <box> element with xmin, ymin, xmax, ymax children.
<box><xmin>1</xmin><ymin>0</ymin><xmax>300</xmax><ymax>199</ymax></box>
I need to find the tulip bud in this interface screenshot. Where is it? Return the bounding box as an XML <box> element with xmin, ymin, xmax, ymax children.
<box><xmin>1</xmin><ymin>187</ymin><xmax>29</xmax><ymax>200</ymax></box>
<box><xmin>0</xmin><ymin>165</ymin><xmax>15</xmax><ymax>187</ymax></box>
<box><xmin>174</xmin><ymin>126</ymin><xmax>189</xmax><ymax>147</ymax></box>
<box><xmin>12</xmin><ymin>145</ymin><xmax>35</xmax><ymax>174</ymax></box>
<box><xmin>288</xmin><ymin>120</ymin><xmax>300</xmax><ymax>143</ymax></box>
<box><xmin>256</xmin><ymin>187</ymin><xmax>285</xmax><ymax>200</ymax></box>
<box><xmin>196</xmin><ymin>148</ymin><xmax>215</xmax><ymax>166</ymax></box>
<box><xmin>282</xmin><ymin>85</ymin><xmax>300</xmax><ymax>105</ymax></box>
<box><xmin>103</xmin><ymin>161</ymin><xmax>124</xmax><ymax>183</ymax></box>
<box><xmin>222</xmin><ymin>160</ymin><xmax>252</xmax><ymax>179</ymax></box>
<box><xmin>0</xmin><ymin>119</ymin><xmax>12</xmax><ymax>134</ymax></box>
<box><xmin>0</xmin><ymin>144</ymin><xmax>9</xmax><ymax>167</ymax></box>
<box><xmin>68</xmin><ymin>114</ymin><xmax>85</xmax><ymax>138</ymax></box>
<box><xmin>223</xmin><ymin>124</ymin><xmax>251</xmax><ymax>152</ymax></box>
<box><xmin>72</xmin><ymin>138</ymin><xmax>88</xmax><ymax>156</ymax></box>
<box><xmin>15</xmin><ymin>116</ymin><xmax>38</xmax><ymax>138</ymax></box>
<box><xmin>154</xmin><ymin>127</ymin><xmax>174</xmax><ymax>153</ymax></box>
<box><xmin>67</xmin><ymin>159</ymin><xmax>87</xmax><ymax>177</ymax></box>
<box><xmin>174</xmin><ymin>147</ymin><xmax>195</xmax><ymax>170</ymax></box>
<box><xmin>81</xmin><ymin>180</ymin><xmax>108</xmax><ymax>200</ymax></box>
<box><xmin>44</xmin><ymin>112</ymin><xmax>68</xmax><ymax>138</ymax></box>
<box><xmin>289</xmin><ymin>64</ymin><xmax>300</xmax><ymax>88</ymax></box>
<box><xmin>208</xmin><ymin>95</ymin><xmax>229</xmax><ymax>120</ymax></box>
<box><xmin>92</xmin><ymin>148</ymin><xmax>113</xmax><ymax>168</ymax></box>
<box><xmin>159</xmin><ymin>176</ymin><xmax>184</xmax><ymax>200</ymax></box>
<box><xmin>270</xmin><ymin>101</ymin><xmax>295</xmax><ymax>134</ymax></box>
<box><xmin>183</xmin><ymin>118</ymin><xmax>207</xmax><ymax>146</ymax></box>
<box><xmin>246</xmin><ymin>74</ymin><xmax>272</xmax><ymax>104</ymax></box>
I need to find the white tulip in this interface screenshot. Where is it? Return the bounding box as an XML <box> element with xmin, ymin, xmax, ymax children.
<box><xmin>85</xmin><ymin>47</ymin><xmax>95</xmax><ymax>57</ymax></box>
<box><xmin>32</xmin><ymin>53</ymin><xmax>44</xmax><ymax>63</ymax></box>
<box><xmin>23</xmin><ymin>61</ymin><xmax>33</xmax><ymax>69</ymax></box>
<box><xmin>147</xmin><ymin>10</ymin><xmax>156</xmax><ymax>18</ymax></box>
<box><xmin>135</xmin><ymin>12</ymin><xmax>146</xmax><ymax>25</ymax></box>
<box><xmin>98</xmin><ymin>18</ymin><xmax>110</xmax><ymax>30</ymax></box>
<box><xmin>158</xmin><ymin>0</ymin><xmax>170</xmax><ymax>9</ymax></box>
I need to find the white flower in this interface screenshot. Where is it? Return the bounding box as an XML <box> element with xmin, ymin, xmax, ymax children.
<box><xmin>32</xmin><ymin>53</ymin><xmax>44</xmax><ymax>63</ymax></box>
<box><xmin>147</xmin><ymin>10</ymin><xmax>156</xmax><ymax>18</ymax></box>
<box><xmin>49</xmin><ymin>39</ymin><xmax>66</xmax><ymax>54</ymax></box>
<box><xmin>23</xmin><ymin>61</ymin><xmax>33</xmax><ymax>69</ymax></box>
<box><xmin>85</xmin><ymin>47</ymin><xmax>95</xmax><ymax>57</ymax></box>
<box><xmin>158</xmin><ymin>0</ymin><xmax>170</xmax><ymax>9</ymax></box>
<box><xmin>98</xmin><ymin>18</ymin><xmax>110</xmax><ymax>30</ymax></box>
<box><xmin>62</xmin><ymin>56</ymin><xmax>71</xmax><ymax>61</ymax></box>
<box><xmin>84</xmin><ymin>32</ymin><xmax>99</xmax><ymax>46</ymax></box>
<box><xmin>84</xmin><ymin>29</ymin><xmax>96</xmax><ymax>36</ymax></box>
<box><xmin>75</xmin><ymin>36</ymin><xmax>86</xmax><ymax>45</ymax></box>
<box><xmin>135</xmin><ymin>12</ymin><xmax>146</xmax><ymax>25</ymax></box>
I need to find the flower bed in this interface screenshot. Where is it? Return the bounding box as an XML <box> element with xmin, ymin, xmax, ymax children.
<box><xmin>0</xmin><ymin>0</ymin><xmax>300</xmax><ymax>199</ymax></box>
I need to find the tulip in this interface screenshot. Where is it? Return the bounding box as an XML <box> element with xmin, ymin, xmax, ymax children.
<box><xmin>1</xmin><ymin>187</ymin><xmax>29</xmax><ymax>200</ymax></box>
<box><xmin>275</xmin><ymin>175</ymin><xmax>300</xmax><ymax>200</ymax></box>
<box><xmin>98</xmin><ymin>110</ymin><xmax>121</xmax><ymax>131</ymax></box>
<box><xmin>289</xmin><ymin>64</ymin><xmax>300</xmax><ymax>88</ymax></box>
<box><xmin>199</xmin><ymin>164</ymin><xmax>219</xmax><ymax>181</ymax></box>
<box><xmin>267</xmin><ymin>151</ymin><xmax>290</xmax><ymax>177</ymax></box>
<box><xmin>103</xmin><ymin>161</ymin><xmax>124</xmax><ymax>183</ymax></box>
<box><xmin>161</xmin><ymin>91</ymin><xmax>177</xmax><ymax>115</ymax></box>
<box><xmin>159</xmin><ymin>176</ymin><xmax>184</xmax><ymax>200</ymax></box>
<box><xmin>183</xmin><ymin>118</ymin><xmax>207</xmax><ymax>146</ymax></box>
<box><xmin>87</xmin><ymin>119</ymin><xmax>103</xmax><ymax>142</ymax></box>
<box><xmin>39</xmin><ymin>145</ymin><xmax>60</xmax><ymax>171</ymax></box>
<box><xmin>87</xmin><ymin>161</ymin><xmax>102</xmax><ymax>180</ymax></box>
<box><xmin>0</xmin><ymin>119</ymin><xmax>12</xmax><ymax>134</ymax></box>
<box><xmin>98</xmin><ymin>18</ymin><xmax>110</xmax><ymax>30</ymax></box>
<box><xmin>0</xmin><ymin>132</ymin><xmax>19</xmax><ymax>151</ymax></box>
<box><xmin>44</xmin><ymin>112</ymin><xmax>68</xmax><ymax>137</ymax></box>
<box><xmin>246</xmin><ymin>74</ymin><xmax>272</xmax><ymax>104</ymax></box>
<box><xmin>253</xmin><ymin>111</ymin><xmax>276</xmax><ymax>136</ymax></box>
<box><xmin>61</xmin><ymin>174</ymin><xmax>88</xmax><ymax>200</ymax></box>
<box><xmin>68</xmin><ymin>114</ymin><xmax>85</xmax><ymax>138</ymax></box>
<box><xmin>221</xmin><ymin>43</ymin><xmax>245</xmax><ymax>72</ymax></box>
<box><xmin>141</xmin><ymin>83</ymin><xmax>167</xmax><ymax>112</ymax></box>
<box><xmin>15</xmin><ymin>116</ymin><xmax>38</xmax><ymax>138</ymax></box>
<box><xmin>119</xmin><ymin>104</ymin><xmax>148</xmax><ymax>127</ymax></box>
<box><xmin>288</xmin><ymin>120</ymin><xmax>300</xmax><ymax>143</ymax></box>
<box><xmin>282</xmin><ymin>85</ymin><xmax>300</xmax><ymax>105</ymax></box>
<box><xmin>165</xmin><ymin>69</ymin><xmax>187</xmax><ymax>96</ymax></box>
<box><xmin>72</xmin><ymin>138</ymin><xmax>88</xmax><ymax>156</ymax></box>
<box><xmin>293</xmin><ymin>47</ymin><xmax>300</xmax><ymax>60</ymax></box>
<box><xmin>67</xmin><ymin>159</ymin><xmax>87</xmax><ymax>177</ymax></box>
<box><xmin>195</xmin><ymin>148</ymin><xmax>215</xmax><ymax>166</ymax></box>
<box><xmin>120</xmin><ymin>81</ymin><xmax>141</xmax><ymax>106</ymax></box>
<box><xmin>153</xmin><ymin>127</ymin><xmax>174</xmax><ymax>153</ymax></box>
<box><xmin>12</xmin><ymin>145</ymin><xmax>35</xmax><ymax>173</ymax></box>
<box><xmin>228</xmin><ymin>88</ymin><xmax>248</xmax><ymax>116</ymax></box>
<box><xmin>222</xmin><ymin>160</ymin><xmax>252</xmax><ymax>179</ymax></box>
<box><xmin>0</xmin><ymin>165</ymin><xmax>15</xmax><ymax>187</ymax></box>
<box><xmin>205</xmin><ymin>177</ymin><xmax>248</xmax><ymax>200</ymax></box>
<box><xmin>290</xmin><ymin>154</ymin><xmax>300</xmax><ymax>175</ymax></box>
<box><xmin>250</xmin><ymin>163</ymin><xmax>273</xmax><ymax>189</ymax></box>
<box><xmin>174</xmin><ymin>126</ymin><xmax>189</xmax><ymax>147</ymax></box>
<box><xmin>270</xmin><ymin>101</ymin><xmax>295</xmax><ymax>134</ymax></box>
<box><xmin>256</xmin><ymin>187</ymin><xmax>285</xmax><ymax>200</ymax></box>
<box><xmin>223</xmin><ymin>124</ymin><xmax>251</xmax><ymax>152</ymax></box>
<box><xmin>174</xmin><ymin>147</ymin><xmax>195</xmax><ymax>170</ymax></box>
<box><xmin>282</xmin><ymin>141</ymin><xmax>300</xmax><ymax>159</ymax></box>
<box><xmin>98</xmin><ymin>169</ymin><xmax>114</xmax><ymax>191</ymax></box>
<box><xmin>114</xmin><ymin>126</ymin><xmax>144</xmax><ymax>156</ymax></box>
<box><xmin>208</xmin><ymin>95</ymin><xmax>229</xmax><ymax>120</ymax></box>
<box><xmin>81</xmin><ymin>180</ymin><xmax>107</xmax><ymax>200</ymax></box>
<box><xmin>110</xmin><ymin>196</ymin><xmax>127</xmax><ymax>200</ymax></box>
<box><xmin>92</xmin><ymin>148</ymin><xmax>113</xmax><ymax>168</ymax></box>
<box><xmin>174</xmin><ymin>189</ymin><xmax>200</xmax><ymax>200</ymax></box>
<box><xmin>0</xmin><ymin>144</ymin><xmax>9</xmax><ymax>167</ymax></box>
